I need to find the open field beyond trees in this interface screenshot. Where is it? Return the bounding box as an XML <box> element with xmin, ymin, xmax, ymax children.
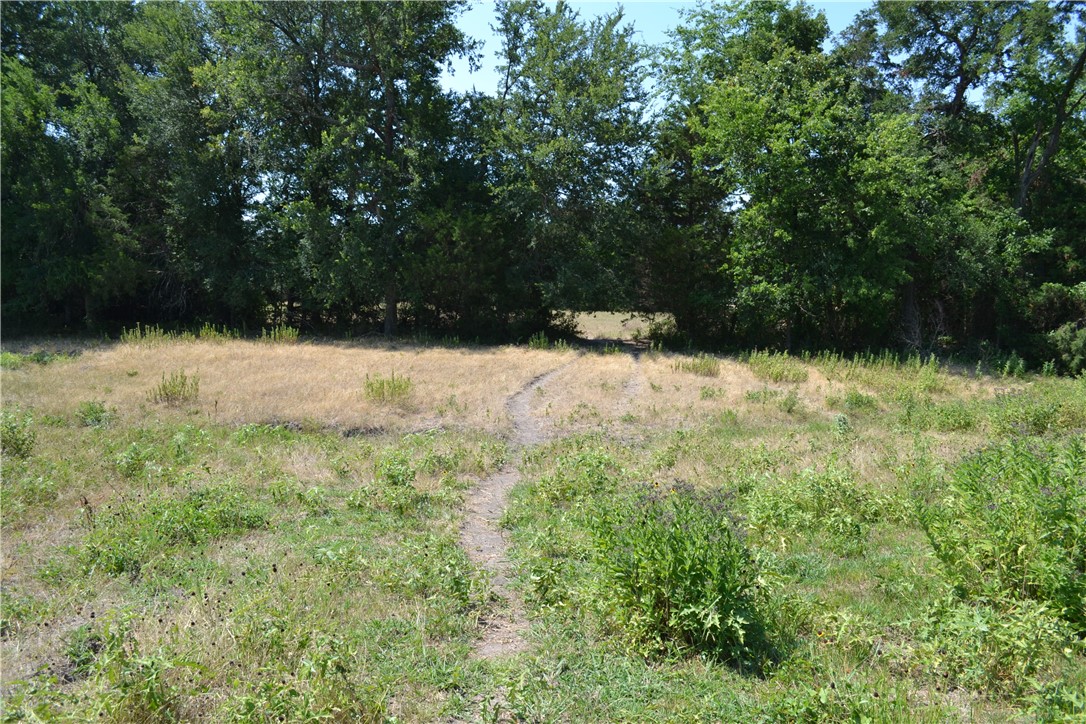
<box><xmin>1</xmin><ymin>323</ymin><xmax>1084</xmax><ymax>722</ymax></box>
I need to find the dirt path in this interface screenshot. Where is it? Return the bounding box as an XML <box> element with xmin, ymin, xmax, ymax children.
<box><xmin>460</xmin><ymin>360</ymin><xmax>574</xmax><ymax>658</ymax></box>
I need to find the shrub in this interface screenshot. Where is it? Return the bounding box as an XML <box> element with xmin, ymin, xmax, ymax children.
<box><xmin>747</xmin><ymin>350</ymin><xmax>808</xmax><ymax>383</ymax></box>
<box><xmin>1048</xmin><ymin>321</ymin><xmax>1085</xmax><ymax>376</ymax></box>
<box><xmin>918</xmin><ymin>439</ymin><xmax>1086</xmax><ymax>634</ymax></box>
<box><xmin>917</xmin><ymin>594</ymin><xmax>1077</xmax><ymax>694</ymax></box>
<box><xmin>591</xmin><ymin>482</ymin><xmax>766</xmax><ymax>666</ymax></box>
<box><xmin>672</xmin><ymin>353</ymin><xmax>720</xmax><ymax>377</ymax></box>
<box><xmin>363</xmin><ymin>372</ymin><xmax>412</xmax><ymax>404</ymax></box>
<box><xmin>527</xmin><ymin>331</ymin><xmax>550</xmax><ymax>350</ymax></box>
<box><xmin>1</xmin><ymin>407</ymin><xmax>36</xmax><ymax>458</ymax></box>
<box><xmin>147</xmin><ymin>369</ymin><xmax>200</xmax><ymax>406</ymax></box>
<box><xmin>77</xmin><ymin>400</ymin><xmax>114</xmax><ymax>427</ymax></box>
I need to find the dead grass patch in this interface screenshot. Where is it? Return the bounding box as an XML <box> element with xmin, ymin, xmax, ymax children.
<box><xmin>2</xmin><ymin>340</ymin><xmax>571</xmax><ymax>436</ymax></box>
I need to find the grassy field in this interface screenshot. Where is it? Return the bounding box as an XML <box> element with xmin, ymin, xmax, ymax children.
<box><xmin>1</xmin><ymin>328</ymin><xmax>1084</xmax><ymax>721</ymax></box>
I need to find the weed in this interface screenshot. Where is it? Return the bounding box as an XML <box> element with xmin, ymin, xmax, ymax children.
<box><xmin>917</xmin><ymin>594</ymin><xmax>1076</xmax><ymax>694</ymax></box>
<box><xmin>363</xmin><ymin>372</ymin><xmax>412</xmax><ymax>404</ymax></box>
<box><xmin>827</xmin><ymin>388</ymin><xmax>879</xmax><ymax>413</ymax></box>
<box><xmin>77</xmin><ymin>400</ymin><xmax>114</xmax><ymax>427</ymax></box>
<box><xmin>260</xmin><ymin>324</ymin><xmax>300</xmax><ymax>344</ymax></box>
<box><xmin>148</xmin><ymin>369</ymin><xmax>200</xmax><ymax>406</ymax></box>
<box><xmin>747</xmin><ymin>350</ymin><xmax>809</xmax><ymax>383</ymax></box>
<box><xmin>745</xmin><ymin>467</ymin><xmax>888</xmax><ymax>556</ymax></box>
<box><xmin>673</xmin><ymin>353</ymin><xmax>720</xmax><ymax>377</ymax></box>
<box><xmin>918</xmin><ymin>438</ymin><xmax>1086</xmax><ymax>634</ymax></box>
<box><xmin>1</xmin><ymin>406</ymin><xmax>36</xmax><ymax>458</ymax></box>
<box><xmin>528</xmin><ymin>331</ymin><xmax>550</xmax><ymax>350</ymax></box>
<box><xmin>536</xmin><ymin>446</ymin><xmax>618</xmax><ymax>504</ymax></box>
<box><xmin>700</xmin><ymin>386</ymin><xmax>724</xmax><ymax>400</ymax></box>
<box><xmin>81</xmin><ymin>485</ymin><xmax>268</xmax><ymax>576</ymax></box>
<box><xmin>591</xmin><ymin>482</ymin><xmax>767</xmax><ymax>667</ymax></box>
<box><xmin>777</xmin><ymin>389</ymin><xmax>801</xmax><ymax>414</ymax></box>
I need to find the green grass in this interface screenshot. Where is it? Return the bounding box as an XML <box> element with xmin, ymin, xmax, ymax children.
<box><xmin>747</xmin><ymin>350</ymin><xmax>809</xmax><ymax>383</ymax></box>
<box><xmin>672</xmin><ymin>353</ymin><xmax>720</xmax><ymax>377</ymax></box>
<box><xmin>3</xmin><ymin>346</ymin><xmax>1085</xmax><ymax>721</ymax></box>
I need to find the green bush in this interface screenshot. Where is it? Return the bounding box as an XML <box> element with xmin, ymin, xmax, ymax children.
<box><xmin>1</xmin><ymin>406</ymin><xmax>36</xmax><ymax>458</ymax></box>
<box><xmin>1048</xmin><ymin>322</ymin><xmax>1085</xmax><ymax>376</ymax></box>
<box><xmin>918</xmin><ymin>439</ymin><xmax>1086</xmax><ymax>634</ymax></box>
<box><xmin>260</xmin><ymin>324</ymin><xmax>299</xmax><ymax>344</ymax></box>
<box><xmin>77</xmin><ymin>400</ymin><xmax>114</xmax><ymax>427</ymax></box>
<box><xmin>147</xmin><ymin>369</ymin><xmax>200</xmax><ymax>406</ymax></box>
<box><xmin>591</xmin><ymin>482</ymin><xmax>766</xmax><ymax>666</ymax></box>
<box><xmin>537</xmin><ymin>447</ymin><xmax>617</xmax><ymax>504</ymax></box>
<box><xmin>745</xmin><ymin>467</ymin><xmax>887</xmax><ymax>556</ymax></box>
<box><xmin>918</xmin><ymin>594</ymin><xmax>1077</xmax><ymax>694</ymax></box>
<box><xmin>363</xmin><ymin>372</ymin><xmax>412</xmax><ymax>404</ymax></box>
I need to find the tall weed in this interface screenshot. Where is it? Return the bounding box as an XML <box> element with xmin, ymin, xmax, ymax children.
<box><xmin>591</xmin><ymin>482</ymin><xmax>767</xmax><ymax>667</ymax></box>
<box><xmin>918</xmin><ymin>439</ymin><xmax>1086</xmax><ymax>634</ymax></box>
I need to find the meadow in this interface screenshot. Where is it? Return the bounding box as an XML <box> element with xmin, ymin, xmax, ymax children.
<box><xmin>1</xmin><ymin>321</ymin><xmax>1084</xmax><ymax>722</ymax></box>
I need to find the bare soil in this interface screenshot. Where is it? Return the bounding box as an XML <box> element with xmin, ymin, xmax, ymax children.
<box><xmin>459</xmin><ymin>358</ymin><xmax>579</xmax><ymax>658</ymax></box>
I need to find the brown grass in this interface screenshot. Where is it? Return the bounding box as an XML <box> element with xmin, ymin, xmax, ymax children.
<box><xmin>2</xmin><ymin>340</ymin><xmax>573</xmax><ymax>436</ymax></box>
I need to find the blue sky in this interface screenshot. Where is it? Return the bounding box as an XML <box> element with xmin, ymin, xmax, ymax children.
<box><xmin>441</xmin><ymin>1</ymin><xmax>873</xmax><ymax>95</ymax></box>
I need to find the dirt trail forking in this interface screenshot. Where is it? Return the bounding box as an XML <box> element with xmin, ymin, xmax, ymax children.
<box><xmin>459</xmin><ymin>361</ymin><xmax>571</xmax><ymax>658</ymax></box>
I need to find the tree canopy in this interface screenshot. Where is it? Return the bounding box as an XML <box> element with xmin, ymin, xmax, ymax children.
<box><xmin>2</xmin><ymin>0</ymin><xmax>1084</xmax><ymax>370</ymax></box>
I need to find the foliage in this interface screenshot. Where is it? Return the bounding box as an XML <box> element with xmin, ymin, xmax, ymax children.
<box><xmin>1</xmin><ymin>406</ymin><xmax>36</xmax><ymax>458</ymax></box>
<box><xmin>147</xmin><ymin>369</ymin><xmax>200</xmax><ymax>406</ymax></box>
<box><xmin>81</xmin><ymin>485</ymin><xmax>268</xmax><ymax>576</ymax></box>
<box><xmin>591</xmin><ymin>482</ymin><xmax>767</xmax><ymax>667</ymax></box>
<box><xmin>918</xmin><ymin>439</ymin><xmax>1086</xmax><ymax>634</ymax></box>
<box><xmin>77</xmin><ymin>400</ymin><xmax>114</xmax><ymax>428</ymax></box>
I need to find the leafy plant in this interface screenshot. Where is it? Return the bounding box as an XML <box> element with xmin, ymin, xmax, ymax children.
<box><xmin>918</xmin><ymin>439</ymin><xmax>1086</xmax><ymax>634</ymax></box>
<box><xmin>1</xmin><ymin>406</ymin><xmax>36</xmax><ymax>458</ymax></box>
<box><xmin>147</xmin><ymin>369</ymin><xmax>200</xmax><ymax>406</ymax></box>
<box><xmin>591</xmin><ymin>482</ymin><xmax>767</xmax><ymax>666</ymax></box>
<box><xmin>363</xmin><ymin>372</ymin><xmax>412</xmax><ymax>404</ymax></box>
<box><xmin>77</xmin><ymin>400</ymin><xmax>114</xmax><ymax>427</ymax></box>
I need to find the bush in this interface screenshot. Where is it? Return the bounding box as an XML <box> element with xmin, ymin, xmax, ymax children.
<box><xmin>363</xmin><ymin>372</ymin><xmax>412</xmax><ymax>404</ymax></box>
<box><xmin>77</xmin><ymin>400</ymin><xmax>114</xmax><ymax>427</ymax></box>
<box><xmin>745</xmin><ymin>467</ymin><xmax>888</xmax><ymax>556</ymax></box>
<box><xmin>591</xmin><ymin>482</ymin><xmax>766</xmax><ymax>666</ymax></box>
<box><xmin>260</xmin><ymin>324</ymin><xmax>299</xmax><ymax>344</ymax></box>
<box><xmin>147</xmin><ymin>369</ymin><xmax>200</xmax><ymax>407</ymax></box>
<box><xmin>918</xmin><ymin>439</ymin><xmax>1086</xmax><ymax>634</ymax></box>
<box><xmin>917</xmin><ymin>594</ymin><xmax>1076</xmax><ymax>694</ymax></box>
<box><xmin>1</xmin><ymin>406</ymin><xmax>36</xmax><ymax>458</ymax></box>
<box><xmin>1048</xmin><ymin>321</ymin><xmax>1086</xmax><ymax>376</ymax></box>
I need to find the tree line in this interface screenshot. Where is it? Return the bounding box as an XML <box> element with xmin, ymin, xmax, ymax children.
<box><xmin>2</xmin><ymin>1</ymin><xmax>1084</xmax><ymax>370</ymax></box>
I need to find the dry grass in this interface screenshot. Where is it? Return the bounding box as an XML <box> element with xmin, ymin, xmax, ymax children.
<box><xmin>573</xmin><ymin>312</ymin><xmax>660</xmax><ymax>341</ymax></box>
<box><xmin>2</xmin><ymin>340</ymin><xmax>572</xmax><ymax>436</ymax></box>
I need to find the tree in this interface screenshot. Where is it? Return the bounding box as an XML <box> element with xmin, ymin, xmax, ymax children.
<box><xmin>488</xmin><ymin>0</ymin><xmax>647</xmax><ymax>330</ymax></box>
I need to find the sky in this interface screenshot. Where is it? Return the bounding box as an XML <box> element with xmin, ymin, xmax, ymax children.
<box><xmin>440</xmin><ymin>1</ymin><xmax>873</xmax><ymax>95</ymax></box>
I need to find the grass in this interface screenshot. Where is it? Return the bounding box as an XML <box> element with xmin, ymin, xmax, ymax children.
<box><xmin>2</xmin><ymin>336</ymin><xmax>1085</xmax><ymax>721</ymax></box>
